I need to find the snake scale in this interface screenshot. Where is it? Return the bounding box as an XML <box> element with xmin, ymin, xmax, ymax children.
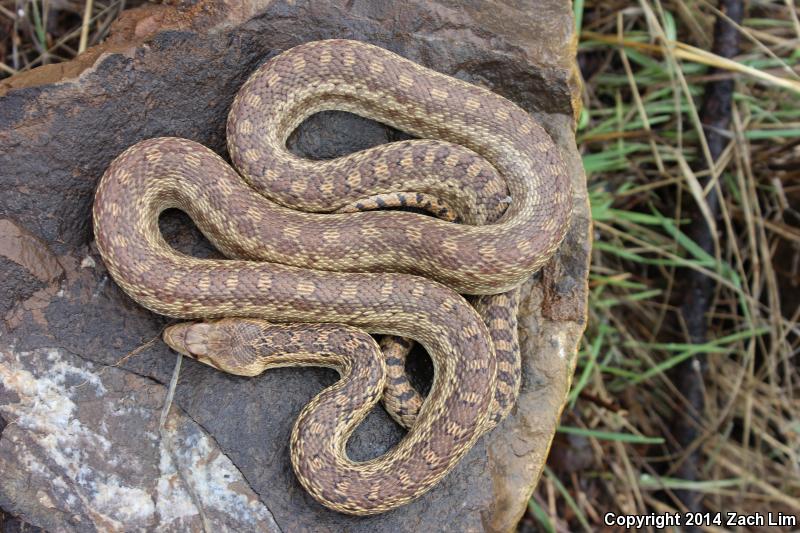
<box><xmin>92</xmin><ymin>39</ymin><xmax>572</xmax><ymax>515</ymax></box>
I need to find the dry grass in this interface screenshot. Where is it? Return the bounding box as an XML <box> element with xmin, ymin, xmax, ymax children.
<box><xmin>0</xmin><ymin>0</ymin><xmax>142</xmax><ymax>77</ymax></box>
<box><xmin>524</xmin><ymin>0</ymin><xmax>800</xmax><ymax>531</ymax></box>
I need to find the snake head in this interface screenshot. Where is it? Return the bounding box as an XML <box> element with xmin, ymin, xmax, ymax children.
<box><xmin>163</xmin><ymin>320</ymin><xmax>264</xmax><ymax>377</ymax></box>
<box><xmin>164</xmin><ymin>322</ymin><xmax>223</xmax><ymax>368</ymax></box>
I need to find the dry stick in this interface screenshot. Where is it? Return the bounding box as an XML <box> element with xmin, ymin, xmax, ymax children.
<box><xmin>78</xmin><ymin>0</ymin><xmax>94</xmax><ymax>54</ymax></box>
<box><xmin>580</xmin><ymin>32</ymin><xmax>800</xmax><ymax>94</ymax></box>
<box><xmin>670</xmin><ymin>0</ymin><xmax>743</xmax><ymax>523</ymax></box>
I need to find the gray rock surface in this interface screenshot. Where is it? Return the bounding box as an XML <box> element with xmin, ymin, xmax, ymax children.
<box><xmin>0</xmin><ymin>0</ymin><xmax>589</xmax><ymax>531</ymax></box>
<box><xmin>0</xmin><ymin>346</ymin><xmax>280</xmax><ymax>531</ymax></box>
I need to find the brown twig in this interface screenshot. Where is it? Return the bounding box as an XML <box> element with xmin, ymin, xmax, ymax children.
<box><xmin>671</xmin><ymin>0</ymin><xmax>744</xmax><ymax>524</ymax></box>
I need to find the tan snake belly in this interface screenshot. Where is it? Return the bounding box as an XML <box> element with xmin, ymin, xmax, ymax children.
<box><xmin>92</xmin><ymin>39</ymin><xmax>572</xmax><ymax>515</ymax></box>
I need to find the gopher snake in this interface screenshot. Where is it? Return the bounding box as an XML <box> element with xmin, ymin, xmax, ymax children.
<box><xmin>92</xmin><ymin>39</ymin><xmax>572</xmax><ymax>515</ymax></box>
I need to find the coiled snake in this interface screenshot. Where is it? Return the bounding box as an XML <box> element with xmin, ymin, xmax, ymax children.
<box><xmin>92</xmin><ymin>39</ymin><xmax>572</xmax><ymax>515</ymax></box>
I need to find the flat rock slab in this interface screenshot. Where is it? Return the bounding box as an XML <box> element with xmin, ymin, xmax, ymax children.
<box><xmin>0</xmin><ymin>0</ymin><xmax>589</xmax><ymax>531</ymax></box>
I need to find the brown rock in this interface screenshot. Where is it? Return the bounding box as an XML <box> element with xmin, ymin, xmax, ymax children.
<box><xmin>0</xmin><ymin>0</ymin><xmax>588</xmax><ymax>531</ymax></box>
<box><xmin>0</xmin><ymin>219</ymin><xmax>64</xmax><ymax>317</ymax></box>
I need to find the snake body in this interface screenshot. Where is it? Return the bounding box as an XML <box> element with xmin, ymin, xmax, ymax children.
<box><xmin>92</xmin><ymin>39</ymin><xmax>572</xmax><ymax>515</ymax></box>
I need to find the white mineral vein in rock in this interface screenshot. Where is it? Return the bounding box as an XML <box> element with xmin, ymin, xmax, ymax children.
<box><xmin>0</xmin><ymin>347</ymin><xmax>279</xmax><ymax>532</ymax></box>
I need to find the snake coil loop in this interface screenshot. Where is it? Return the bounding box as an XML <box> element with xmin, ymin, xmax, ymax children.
<box><xmin>92</xmin><ymin>39</ymin><xmax>572</xmax><ymax>515</ymax></box>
